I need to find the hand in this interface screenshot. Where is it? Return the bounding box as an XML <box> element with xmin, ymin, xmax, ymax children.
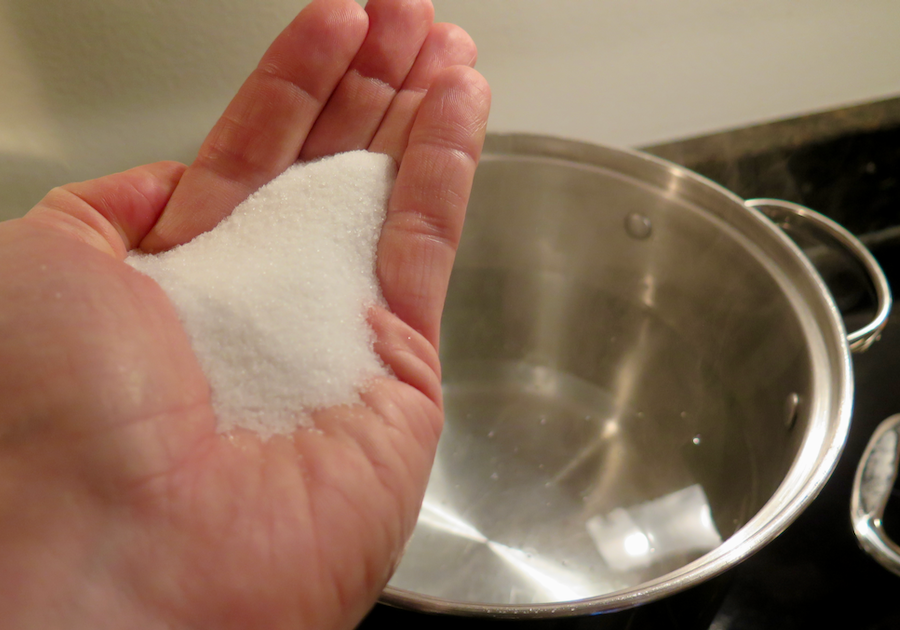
<box><xmin>0</xmin><ymin>1</ymin><xmax>489</xmax><ymax>628</ymax></box>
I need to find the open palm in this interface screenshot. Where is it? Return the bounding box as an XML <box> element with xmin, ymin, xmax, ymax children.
<box><xmin>0</xmin><ymin>1</ymin><xmax>489</xmax><ymax>628</ymax></box>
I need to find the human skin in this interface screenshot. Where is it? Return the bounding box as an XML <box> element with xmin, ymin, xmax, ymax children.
<box><xmin>0</xmin><ymin>1</ymin><xmax>490</xmax><ymax>628</ymax></box>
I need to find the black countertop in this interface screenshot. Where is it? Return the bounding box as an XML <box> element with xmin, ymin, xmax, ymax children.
<box><xmin>642</xmin><ymin>96</ymin><xmax>900</xmax><ymax>236</ymax></box>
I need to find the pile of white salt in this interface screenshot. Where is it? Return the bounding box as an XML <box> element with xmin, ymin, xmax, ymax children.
<box><xmin>127</xmin><ymin>150</ymin><xmax>396</xmax><ymax>438</ymax></box>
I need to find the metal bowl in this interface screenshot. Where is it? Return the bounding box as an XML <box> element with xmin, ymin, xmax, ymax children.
<box><xmin>382</xmin><ymin>134</ymin><xmax>890</xmax><ymax>618</ymax></box>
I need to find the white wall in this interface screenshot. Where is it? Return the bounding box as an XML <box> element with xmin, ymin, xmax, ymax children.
<box><xmin>442</xmin><ymin>1</ymin><xmax>900</xmax><ymax>145</ymax></box>
<box><xmin>1</xmin><ymin>0</ymin><xmax>899</xmax><ymax>220</ymax></box>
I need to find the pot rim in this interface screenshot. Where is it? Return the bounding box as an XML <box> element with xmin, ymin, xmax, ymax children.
<box><xmin>381</xmin><ymin>133</ymin><xmax>855</xmax><ymax>618</ymax></box>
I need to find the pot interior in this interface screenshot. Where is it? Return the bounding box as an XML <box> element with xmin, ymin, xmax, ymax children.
<box><xmin>386</xmin><ymin>140</ymin><xmax>837</xmax><ymax>609</ymax></box>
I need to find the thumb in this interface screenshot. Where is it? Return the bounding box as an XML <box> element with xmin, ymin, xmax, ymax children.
<box><xmin>24</xmin><ymin>161</ymin><xmax>187</xmax><ymax>259</ymax></box>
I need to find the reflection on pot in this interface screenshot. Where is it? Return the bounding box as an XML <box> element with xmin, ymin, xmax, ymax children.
<box><xmin>417</xmin><ymin>500</ymin><xmax>598</xmax><ymax>603</ymax></box>
<box><xmin>586</xmin><ymin>485</ymin><xmax>722</xmax><ymax>572</ymax></box>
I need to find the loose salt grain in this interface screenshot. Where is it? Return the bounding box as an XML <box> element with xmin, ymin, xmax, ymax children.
<box><xmin>126</xmin><ymin>150</ymin><xmax>396</xmax><ymax>438</ymax></box>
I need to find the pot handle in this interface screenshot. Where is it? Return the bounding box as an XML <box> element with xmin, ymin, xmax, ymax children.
<box><xmin>851</xmin><ymin>413</ymin><xmax>900</xmax><ymax>576</ymax></box>
<box><xmin>746</xmin><ymin>198</ymin><xmax>891</xmax><ymax>352</ymax></box>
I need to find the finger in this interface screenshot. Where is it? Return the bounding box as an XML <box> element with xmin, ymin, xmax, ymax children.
<box><xmin>24</xmin><ymin>161</ymin><xmax>186</xmax><ymax>259</ymax></box>
<box><xmin>139</xmin><ymin>0</ymin><xmax>369</xmax><ymax>253</ymax></box>
<box><xmin>377</xmin><ymin>65</ymin><xmax>490</xmax><ymax>350</ymax></box>
<box><xmin>368</xmin><ymin>305</ymin><xmax>442</xmax><ymax>407</ymax></box>
<box><xmin>298</xmin><ymin>0</ymin><xmax>435</xmax><ymax>162</ymax></box>
<box><xmin>369</xmin><ymin>22</ymin><xmax>477</xmax><ymax>163</ymax></box>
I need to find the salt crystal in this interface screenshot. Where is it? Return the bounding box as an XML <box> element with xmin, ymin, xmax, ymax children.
<box><xmin>126</xmin><ymin>150</ymin><xmax>396</xmax><ymax>438</ymax></box>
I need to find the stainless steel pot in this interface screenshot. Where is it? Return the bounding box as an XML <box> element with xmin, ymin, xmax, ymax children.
<box><xmin>383</xmin><ymin>134</ymin><xmax>891</xmax><ymax>618</ymax></box>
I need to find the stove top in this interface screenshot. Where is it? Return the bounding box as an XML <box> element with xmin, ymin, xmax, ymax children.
<box><xmin>358</xmin><ymin>97</ymin><xmax>900</xmax><ymax>629</ymax></box>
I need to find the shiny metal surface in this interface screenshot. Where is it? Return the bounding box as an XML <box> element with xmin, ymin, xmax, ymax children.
<box><xmin>382</xmin><ymin>134</ymin><xmax>865</xmax><ymax>617</ymax></box>
<box><xmin>745</xmin><ymin>199</ymin><xmax>892</xmax><ymax>352</ymax></box>
<box><xmin>851</xmin><ymin>413</ymin><xmax>900</xmax><ymax>576</ymax></box>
